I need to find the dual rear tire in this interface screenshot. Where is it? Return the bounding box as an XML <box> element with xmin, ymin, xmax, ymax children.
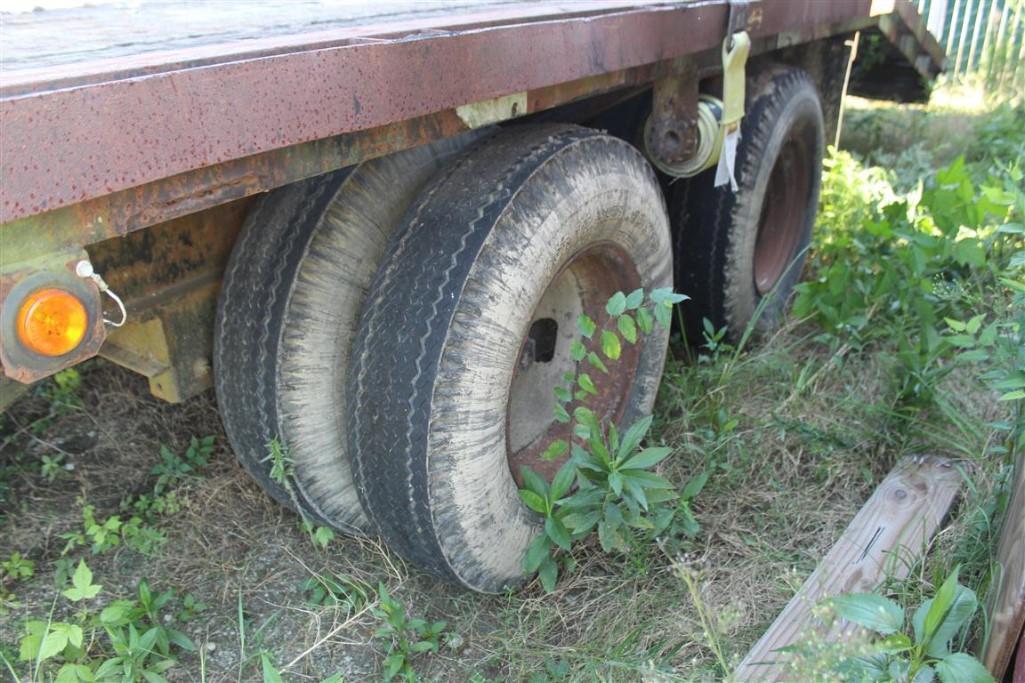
<box><xmin>214</xmin><ymin>134</ymin><xmax>483</xmax><ymax>534</ymax></box>
<box><xmin>217</xmin><ymin>125</ymin><xmax>672</xmax><ymax>590</ymax></box>
<box><xmin>215</xmin><ymin>65</ymin><xmax>824</xmax><ymax>592</ymax></box>
<box><xmin>671</xmin><ymin>67</ymin><xmax>824</xmax><ymax>343</ymax></box>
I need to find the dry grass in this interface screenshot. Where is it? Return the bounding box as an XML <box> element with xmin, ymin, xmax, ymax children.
<box><xmin>0</xmin><ymin>312</ymin><xmax>1010</xmax><ymax>681</ymax></box>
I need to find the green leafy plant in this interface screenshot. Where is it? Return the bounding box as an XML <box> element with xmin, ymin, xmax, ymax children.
<box><xmin>0</xmin><ymin>552</ymin><xmax>36</xmax><ymax>611</ymax></box>
<box><xmin>2</xmin><ymin>552</ymin><xmax>34</xmax><ymax>583</ymax></box>
<box><xmin>265</xmin><ymin>439</ymin><xmax>351</xmax><ymax>553</ymax></box>
<box><xmin>265</xmin><ymin>439</ymin><xmax>294</xmax><ymax>489</ymax></box>
<box><xmin>260</xmin><ymin>651</ymin><xmax>285</xmax><ymax>683</ymax></box>
<box><xmin>372</xmin><ymin>583</ymin><xmax>447</xmax><ymax>682</ymax></box>
<box><xmin>39</xmin><ymin>453</ymin><xmax>66</xmax><ymax>482</ymax></box>
<box><xmin>299</xmin><ymin>519</ymin><xmax>337</xmax><ymax>550</ymax></box>
<box><xmin>126</xmin><ymin>490</ymin><xmax>182</xmax><ymax>520</ymax></box>
<box><xmin>945</xmin><ymin>313</ymin><xmax>1025</xmax><ymax>398</ymax></box>
<box><xmin>175</xmin><ymin>592</ymin><xmax>208</xmax><ymax>623</ymax></box>
<box><xmin>17</xmin><ymin>560</ymin><xmax>195</xmax><ymax>682</ymax></box>
<box><xmin>794</xmin><ymin>150</ymin><xmax>1022</xmax><ymax>410</ymax></box>
<box><xmin>817</xmin><ymin>567</ymin><xmax>993</xmax><ymax>682</ymax></box>
<box><xmin>42</xmin><ymin>368</ymin><xmax>83</xmax><ymax>419</ymax></box>
<box><xmin>61</xmin><ymin>505</ymin><xmax>125</xmax><ymax>555</ymax></box>
<box><xmin>61</xmin><ymin>560</ymin><xmax>101</xmax><ymax>602</ymax></box>
<box><xmin>152</xmin><ymin>435</ymin><xmax>214</xmax><ymax>494</ymax></box>
<box><xmin>60</xmin><ymin>503</ymin><xmax>165</xmax><ymax>557</ymax></box>
<box><xmin>519</xmin><ymin>288</ymin><xmax>697</xmax><ymax>591</ymax></box>
<box><xmin>526</xmin><ymin>658</ymin><xmax>571</xmax><ymax>683</ymax></box>
<box><xmin>59</xmin><ymin>437</ymin><xmax>216</xmax><ymax>559</ymax></box>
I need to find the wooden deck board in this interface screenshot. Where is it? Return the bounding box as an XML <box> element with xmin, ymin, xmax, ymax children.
<box><xmin>736</xmin><ymin>455</ymin><xmax>963</xmax><ymax>682</ymax></box>
<box><xmin>983</xmin><ymin>447</ymin><xmax>1025</xmax><ymax>678</ymax></box>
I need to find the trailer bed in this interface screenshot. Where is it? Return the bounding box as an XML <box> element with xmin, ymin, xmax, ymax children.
<box><xmin>2</xmin><ymin>0</ymin><xmax>586</xmax><ymax>73</ymax></box>
<box><xmin>1</xmin><ymin>0</ymin><xmax>944</xmax><ymax>232</ymax></box>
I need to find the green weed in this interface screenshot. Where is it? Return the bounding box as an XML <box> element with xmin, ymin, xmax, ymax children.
<box><xmin>777</xmin><ymin>98</ymin><xmax>1025</xmax><ymax>678</ymax></box>
<box><xmin>12</xmin><ymin>559</ymin><xmax>196</xmax><ymax>682</ymax></box>
<box><xmin>298</xmin><ymin>519</ymin><xmax>337</xmax><ymax>551</ymax></box>
<box><xmin>1</xmin><ymin>553</ymin><xmax>34</xmax><ymax>582</ymax></box>
<box><xmin>174</xmin><ymin>592</ymin><xmax>208</xmax><ymax>623</ymax></box>
<box><xmin>151</xmin><ymin>435</ymin><xmax>213</xmax><ymax>494</ymax></box>
<box><xmin>39</xmin><ymin>453</ymin><xmax>66</xmax><ymax>482</ymax></box>
<box><xmin>302</xmin><ymin>572</ymin><xmax>370</xmax><ymax>612</ymax></box>
<box><xmin>59</xmin><ymin>437</ymin><xmax>215</xmax><ymax>558</ymax></box>
<box><xmin>795</xmin><ymin>142</ymin><xmax>1024</xmax><ymax>415</ymax></box>
<box><xmin>372</xmin><ymin>583</ymin><xmax>448</xmax><ymax>682</ymax></box>
<box><xmin>519</xmin><ymin>288</ymin><xmax>703</xmax><ymax>591</ymax></box>
<box><xmin>0</xmin><ymin>552</ymin><xmax>35</xmax><ymax>611</ymax></box>
<box><xmin>789</xmin><ymin>566</ymin><xmax>995</xmax><ymax>682</ymax></box>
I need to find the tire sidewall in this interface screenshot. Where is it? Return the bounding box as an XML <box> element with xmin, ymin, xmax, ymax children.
<box><xmin>427</xmin><ymin>136</ymin><xmax>672</xmax><ymax>591</ymax></box>
<box><xmin>276</xmin><ymin>136</ymin><xmax>482</xmax><ymax>533</ymax></box>
<box><xmin>724</xmin><ymin>76</ymin><xmax>824</xmax><ymax>336</ymax></box>
<box><xmin>215</xmin><ymin>133</ymin><xmax>486</xmax><ymax>536</ymax></box>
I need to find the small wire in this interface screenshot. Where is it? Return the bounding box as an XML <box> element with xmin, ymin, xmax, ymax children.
<box><xmin>75</xmin><ymin>260</ymin><xmax>127</xmax><ymax>327</ymax></box>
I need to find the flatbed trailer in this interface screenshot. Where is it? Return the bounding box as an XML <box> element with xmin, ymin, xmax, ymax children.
<box><xmin>1</xmin><ymin>0</ymin><xmax>945</xmax><ymax>591</ymax></box>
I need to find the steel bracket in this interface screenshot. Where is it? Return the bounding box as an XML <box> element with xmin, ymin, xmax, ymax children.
<box><xmin>727</xmin><ymin>0</ymin><xmax>751</xmax><ymax>44</ymax></box>
<box><xmin>647</xmin><ymin>59</ymin><xmax>701</xmax><ymax>168</ymax></box>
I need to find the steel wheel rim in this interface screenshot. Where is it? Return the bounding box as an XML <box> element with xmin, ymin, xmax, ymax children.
<box><xmin>753</xmin><ymin>137</ymin><xmax>810</xmax><ymax>296</ymax></box>
<box><xmin>506</xmin><ymin>243</ymin><xmax>642</xmax><ymax>483</ymax></box>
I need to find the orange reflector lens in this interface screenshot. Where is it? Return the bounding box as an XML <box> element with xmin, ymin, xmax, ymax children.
<box><xmin>16</xmin><ymin>288</ymin><xmax>89</xmax><ymax>357</ymax></box>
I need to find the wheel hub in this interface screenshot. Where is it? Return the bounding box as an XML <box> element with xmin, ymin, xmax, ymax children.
<box><xmin>507</xmin><ymin>244</ymin><xmax>641</xmax><ymax>483</ymax></box>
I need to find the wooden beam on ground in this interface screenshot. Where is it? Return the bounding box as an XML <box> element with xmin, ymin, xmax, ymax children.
<box><xmin>1014</xmin><ymin>630</ymin><xmax>1025</xmax><ymax>683</ymax></box>
<box><xmin>983</xmin><ymin>446</ymin><xmax>1025</xmax><ymax>679</ymax></box>
<box><xmin>736</xmin><ymin>455</ymin><xmax>963</xmax><ymax>682</ymax></box>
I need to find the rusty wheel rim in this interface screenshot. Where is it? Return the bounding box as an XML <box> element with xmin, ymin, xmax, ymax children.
<box><xmin>753</xmin><ymin>137</ymin><xmax>810</xmax><ymax>296</ymax></box>
<box><xmin>506</xmin><ymin>244</ymin><xmax>642</xmax><ymax>484</ymax></box>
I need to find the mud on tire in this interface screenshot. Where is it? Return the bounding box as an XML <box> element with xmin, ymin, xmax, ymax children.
<box><xmin>347</xmin><ymin>124</ymin><xmax>673</xmax><ymax>592</ymax></box>
<box><xmin>214</xmin><ymin>134</ymin><xmax>481</xmax><ymax>534</ymax></box>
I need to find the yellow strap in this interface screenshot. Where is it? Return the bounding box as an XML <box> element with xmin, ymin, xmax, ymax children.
<box><xmin>720</xmin><ymin>31</ymin><xmax>751</xmax><ymax>130</ymax></box>
<box><xmin>714</xmin><ymin>30</ymin><xmax>750</xmax><ymax>190</ymax></box>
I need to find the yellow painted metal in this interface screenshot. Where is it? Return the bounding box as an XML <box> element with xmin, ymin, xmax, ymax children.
<box><xmin>720</xmin><ymin>30</ymin><xmax>751</xmax><ymax>135</ymax></box>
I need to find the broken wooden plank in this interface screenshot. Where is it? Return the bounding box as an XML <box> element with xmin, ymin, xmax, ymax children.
<box><xmin>983</xmin><ymin>446</ymin><xmax>1025</xmax><ymax>679</ymax></box>
<box><xmin>736</xmin><ymin>455</ymin><xmax>963</xmax><ymax>682</ymax></box>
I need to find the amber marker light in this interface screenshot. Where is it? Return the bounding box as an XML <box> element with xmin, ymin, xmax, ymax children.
<box><xmin>16</xmin><ymin>288</ymin><xmax>89</xmax><ymax>357</ymax></box>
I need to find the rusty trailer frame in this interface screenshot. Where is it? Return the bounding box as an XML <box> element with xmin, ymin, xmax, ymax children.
<box><xmin>0</xmin><ymin>0</ymin><xmax>945</xmax><ymax>401</ymax></box>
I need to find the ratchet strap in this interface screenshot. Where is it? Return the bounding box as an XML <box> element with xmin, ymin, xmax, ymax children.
<box><xmin>714</xmin><ymin>1</ymin><xmax>751</xmax><ymax>191</ymax></box>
